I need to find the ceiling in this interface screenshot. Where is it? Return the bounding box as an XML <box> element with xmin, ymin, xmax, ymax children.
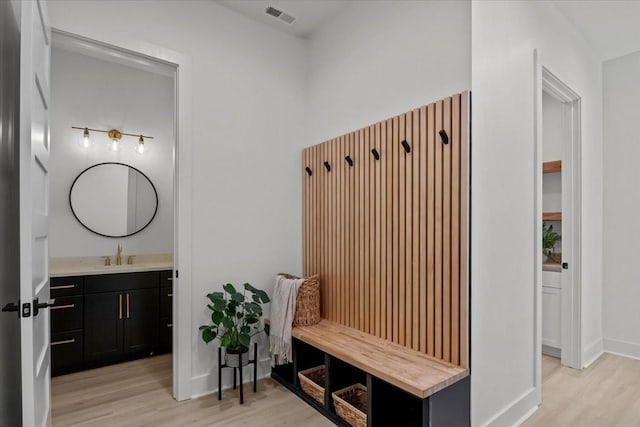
<box><xmin>216</xmin><ymin>1</ymin><xmax>640</xmax><ymax>61</ymax></box>
<box><xmin>553</xmin><ymin>0</ymin><xmax>640</xmax><ymax>61</ymax></box>
<box><xmin>215</xmin><ymin>0</ymin><xmax>350</xmax><ymax>38</ymax></box>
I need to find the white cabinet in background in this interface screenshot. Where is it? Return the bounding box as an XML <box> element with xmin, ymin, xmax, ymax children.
<box><xmin>542</xmin><ymin>271</ymin><xmax>562</xmax><ymax>354</ymax></box>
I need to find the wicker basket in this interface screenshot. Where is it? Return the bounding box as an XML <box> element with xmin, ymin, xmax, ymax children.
<box><xmin>298</xmin><ymin>365</ymin><xmax>325</xmax><ymax>405</ymax></box>
<box><xmin>278</xmin><ymin>273</ymin><xmax>321</xmax><ymax>326</ymax></box>
<box><xmin>332</xmin><ymin>384</ymin><xmax>367</xmax><ymax>427</ymax></box>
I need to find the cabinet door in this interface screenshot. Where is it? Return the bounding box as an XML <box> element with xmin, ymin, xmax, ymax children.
<box><xmin>84</xmin><ymin>292</ymin><xmax>124</xmax><ymax>362</ymax></box>
<box><xmin>123</xmin><ymin>288</ymin><xmax>159</xmax><ymax>356</ymax></box>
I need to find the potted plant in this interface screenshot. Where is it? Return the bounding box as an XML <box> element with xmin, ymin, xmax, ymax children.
<box><xmin>542</xmin><ymin>223</ymin><xmax>561</xmax><ymax>263</ymax></box>
<box><xmin>199</xmin><ymin>282</ymin><xmax>270</xmax><ymax>368</ymax></box>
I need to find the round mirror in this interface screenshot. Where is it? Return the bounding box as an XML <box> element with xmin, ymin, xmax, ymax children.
<box><xmin>69</xmin><ymin>163</ymin><xmax>158</xmax><ymax>238</ymax></box>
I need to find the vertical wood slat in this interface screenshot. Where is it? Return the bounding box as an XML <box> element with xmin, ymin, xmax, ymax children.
<box><xmin>427</xmin><ymin>103</ymin><xmax>436</xmax><ymax>357</ymax></box>
<box><xmin>349</xmin><ymin>132</ymin><xmax>355</xmax><ymax>329</ymax></box>
<box><xmin>324</xmin><ymin>141</ymin><xmax>330</xmax><ymax>320</ymax></box>
<box><xmin>434</xmin><ymin>100</ymin><xmax>443</xmax><ymax>360</ymax></box>
<box><xmin>459</xmin><ymin>92</ymin><xmax>469</xmax><ymax>369</ymax></box>
<box><xmin>374</xmin><ymin>122</ymin><xmax>382</xmax><ymax>338</ymax></box>
<box><xmin>412</xmin><ymin>108</ymin><xmax>421</xmax><ymax>351</ymax></box>
<box><xmin>419</xmin><ymin>106</ymin><xmax>428</xmax><ymax>354</ymax></box>
<box><xmin>380</xmin><ymin>121</ymin><xmax>388</xmax><ymax>340</ymax></box>
<box><xmin>385</xmin><ymin>119</ymin><xmax>393</xmax><ymax>341</ymax></box>
<box><xmin>398</xmin><ymin>114</ymin><xmax>406</xmax><ymax>346</ymax></box>
<box><xmin>404</xmin><ymin>111</ymin><xmax>413</xmax><ymax>348</ymax></box>
<box><xmin>451</xmin><ymin>94</ymin><xmax>461</xmax><ymax>366</ymax></box>
<box><xmin>367</xmin><ymin>125</ymin><xmax>378</xmax><ymax>335</ymax></box>
<box><xmin>443</xmin><ymin>97</ymin><xmax>452</xmax><ymax>363</ymax></box>
<box><xmin>300</xmin><ymin>93</ymin><xmax>469</xmax><ymax>367</ymax></box>
<box><xmin>392</xmin><ymin>115</ymin><xmax>400</xmax><ymax>344</ymax></box>
<box><xmin>359</xmin><ymin>129</ymin><xmax>365</xmax><ymax>331</ymax></box>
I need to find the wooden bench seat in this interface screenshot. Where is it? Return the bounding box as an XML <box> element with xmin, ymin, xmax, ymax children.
<box><xmin>292</xmin><ymin>319</ymin><xmax>469</xmax><ymax>399</ymax></box>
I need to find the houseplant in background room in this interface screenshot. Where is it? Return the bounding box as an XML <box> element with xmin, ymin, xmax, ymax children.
<box><xmin>542</xmin><ymin>222</ymin><xmax>562</xmax><ymax>263</ymax></box>
<box><xmin>199</xmin><ymin>283</ymin><xmax>270</xmax><ymax>367</ymax></box>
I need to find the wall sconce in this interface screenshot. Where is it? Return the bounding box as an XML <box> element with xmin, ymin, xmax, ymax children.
<box><xmin>72</xmin><ymin>126</ymin><xmax>154</xmax><ymax>154</ymax></box>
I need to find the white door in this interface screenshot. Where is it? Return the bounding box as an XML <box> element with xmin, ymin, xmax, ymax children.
<box><xmin>19</xmin><ymin>0</ymin><xmax>52</xmax><ymax>426</ymax></box>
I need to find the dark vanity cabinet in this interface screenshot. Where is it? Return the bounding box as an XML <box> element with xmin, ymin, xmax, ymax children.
<box><xmin>50</xmin><ymin>270</ymin><xmax>172</xmax><ymax>376</ymax></box>
<box><xmin>50</xmin><ymin>277</ymin><xmax>85</xmax><ymax>376</ymax></box>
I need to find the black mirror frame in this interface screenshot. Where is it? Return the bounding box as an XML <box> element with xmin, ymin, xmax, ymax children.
<box><xmin>69</xmin><ymin>162</ymin><xmax>159</xmax><ymax>238</ymax></box>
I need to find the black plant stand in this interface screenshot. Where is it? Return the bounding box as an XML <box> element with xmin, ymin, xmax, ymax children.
<box><xmin>218</xmin><ymin>342</ymin><xmax>258</xmax><ymax>404</ymax></box>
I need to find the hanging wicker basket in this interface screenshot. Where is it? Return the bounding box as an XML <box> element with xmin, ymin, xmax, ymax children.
<box><xmin>298</xmin><ymin>365</ymin><xmax>325</xmax><ymax>404</ymax></box>
<box><xmin>278</xmin><ymin>273</ymin><xmax>321</xmax><ymax>326</ymax></box>
<box><xmin>332</xmin><ymin>383</ymin><xmax>367</xmax><ymax>427</ymax></box>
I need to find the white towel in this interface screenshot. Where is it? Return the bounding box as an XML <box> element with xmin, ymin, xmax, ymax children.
<box><xmin>269</xmin><ymin>274</ymin><xmax>304</xmax><ymax>366</ymax></box>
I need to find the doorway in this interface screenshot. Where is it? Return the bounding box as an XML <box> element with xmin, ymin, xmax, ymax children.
<box><xmin>48</xmin><ymin>30</ymin><xmax>179</xmax><ymax>416</ymax></box>
<box><xmin>537</xmin><ymin>65</ymin><xmax>582</xmax><ymax>375</ymax></box>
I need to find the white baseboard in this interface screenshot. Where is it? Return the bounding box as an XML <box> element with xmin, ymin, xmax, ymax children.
<box><xmin>478</xmin><ymin>387</ymin><xmax>539</xmax><ymax>427</ymax></box>
<box><xmin>190</xmin><ymin>358</ymin><xmax>272</xmax><ymax>399</ymax></box>
<box><xmin>603</xmin><ymin>338</ymin><xmax>640</xmax><ymax>361</ymax></box>
<box><xmin>582</xmin><ymin>338</ymin><xmax>604</xmax><ymax>368</ymax></box>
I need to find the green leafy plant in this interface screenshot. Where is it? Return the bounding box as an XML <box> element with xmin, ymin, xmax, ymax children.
<box><xmin>542</xmin><ymin>223</ymin><xmax>561</xmax><ymax>259</ymax></box>
<box><xmin>199</xmin><ymin>283</ymin><xmax>270</xmax><ymax>353</ymax></box>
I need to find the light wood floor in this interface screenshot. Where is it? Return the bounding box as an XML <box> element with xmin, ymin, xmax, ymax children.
<box><xmin>51</xmin><ymin>355</ymin><xmax>330</xmax><ymax>426</ymax></box>
<box><xmin>524</xmin><ymin>353</ymin><xmax>640</xmax><ymax>426</ymax></box>
<box><xmin>52</xmin><ymin>353</ymin><xmax>640</xmax><ymax>426</ymax></box>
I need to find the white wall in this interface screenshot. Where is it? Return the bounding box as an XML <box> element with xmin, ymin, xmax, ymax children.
<box><xmin>307</xmin><ymin>0</ymin><xmax>470</xmax><ymax>144</ymax></box>
<box><xmin>472</xmin><ymin>1</ymin><xmax>602</xmax><ymax>426</ymax></box>
<box><xmin>48</xmin><ymin>0</ymin><xmax>307</xmax><ymax>397</ymax></box>
<box><xmin>603</xmin><ymin>51</ymin><xmax>640</xmax><ymax>359</ymax></box>
<box><xmin>50</xmin><ymin>47</ymin><xmax>174</xmax><ymax>256</ymax></box>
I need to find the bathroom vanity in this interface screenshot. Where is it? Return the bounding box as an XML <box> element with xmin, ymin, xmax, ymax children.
<box><xmin>49</xmin><ymin>257</ymin><xmax>173</xmax><ymax>376</ymax></box>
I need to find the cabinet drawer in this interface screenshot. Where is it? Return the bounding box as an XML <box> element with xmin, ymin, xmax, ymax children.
<box><xmin>51</xmin><ymin>296</ymin><xmax>83</xmax><ymax>333</ymax></box>
<box><xmin>84</xmin><ymin>272</ymin><xmax>159</xmax><ymax>294</ymax></box>
<box><xmin>160</xmin><ymin>270</ymin><xmax>173</xmax><ymax>286</ymax></box>
<box><xmin>50</xmin><ymin>277</ymin><xmax>83</xmax><ymax>297</ymax></box>
<box><xmin>51</xmin><ymin>330</ymin><xmax>83</xmax><ymax>376</ymax></box>
<box><xmin>160</xmin><ymin>286</ymin><xmax>173</xmax><ymax>319</ymax></box>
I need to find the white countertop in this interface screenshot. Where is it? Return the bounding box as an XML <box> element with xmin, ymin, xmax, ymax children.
<box><xmin>50</xmin><ymin>254</ymin><xmax>173</xmax><ymax>278</ymax></box>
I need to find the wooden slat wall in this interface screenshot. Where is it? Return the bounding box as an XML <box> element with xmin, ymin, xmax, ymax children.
<box><xmin>302</xmin><ymin>92</ymin><xmax>470</xmax><ymax>368</ymax></box>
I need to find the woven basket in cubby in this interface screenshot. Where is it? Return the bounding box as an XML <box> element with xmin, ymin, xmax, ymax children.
<box><xmin>332</xmin><ymin>383</ymin><xmax>367</xmax><ymax>427</ymax></box>
<box><xmin>298</xmin><ymin>365</ymin><xmax>325</xmax><ymax>405</ymax></box>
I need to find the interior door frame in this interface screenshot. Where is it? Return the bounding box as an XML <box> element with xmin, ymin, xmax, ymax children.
<box><xmin>50</xmin><ymin>28</ymin><xmax>194</xmax><ymax>401</ymax></box>
<box><xmin>534</xmin><ymin>51</ymin><xmax>583</xmax><ymax>385</ymax></box>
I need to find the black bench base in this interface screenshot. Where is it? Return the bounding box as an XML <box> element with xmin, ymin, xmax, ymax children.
<box><xmin>271</xmin><ymin>338</ymin><xmax>470</xmax><ymax>427</ymax></box>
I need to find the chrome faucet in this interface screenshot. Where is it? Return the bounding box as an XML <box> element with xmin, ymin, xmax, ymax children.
<box><xmin>116</xmin><ymin>243</ymin><xmax>123</xmax><ymax>266</ymax></box>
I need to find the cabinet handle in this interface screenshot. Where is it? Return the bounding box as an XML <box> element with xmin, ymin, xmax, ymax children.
<box><xmin>119</xmin><ymin>294</ymin><xmax>123</xmax><ymax>319</ymax></box>
<box><xmin>167</xmin><ymin>323</ymin><xmax>173</xmax><ymax>328</ymax></box>
<box><xmin>50</xmin><ymin>284</ymin><xmax>76</xmax><ymax>290</ymax></box>
<box><xmin>126</xmin><ymin>294</ymin><xmax>130</xmax><ymax>319</ymax></box>
<box><xmin>51</xmin><ymin>338</ymin><xmax>75</xmax><ymax>346</ymax></box>
<box><xmin>50</xmin><ymin>304</ymin><xmax>75</xmax><ymax>310</ymax></box>
<box><xmin>167</xmin><ymin>277</ymin><xmax>173</xmax><ymax>282</ymax></box>
<box><xmin>167</xmin><ymin>293</ymin><xmax>173</xmax><ymax>297</ymax></box>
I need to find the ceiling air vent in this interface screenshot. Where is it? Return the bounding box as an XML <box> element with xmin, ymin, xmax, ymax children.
<box><xmin>265</xmin><ymin>6</ymin><xmax>296</xmax><ymax>24</ymax></box>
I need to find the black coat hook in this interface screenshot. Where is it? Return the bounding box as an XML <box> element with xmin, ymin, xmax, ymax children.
<box><xmin>305</xmin><ymin>167</ymin><xmax>312</xmax><ymax>176</ymax></box>
<box><xmin>324</xmin><ymin>161</ymin><xmax>331</xmax><ymax>172</ymax></box>
<box><xmin>371</xmin><ymin>148</ymin><xmax>380</xmax><ymax>160</ymax></box>
<box><xmin>345</xmin><ymin>156</ymin><xmax>354</xmax><ymax>167</ymax></box>
<box><xmin>439</xmin><ymin>130</ymin><xmax>449</xmax><ymax>144</ymax></box>
<box><xmin>401</xmin><ymin>139</ymin><xmax>411</xmax><ymax>153</ymax></box>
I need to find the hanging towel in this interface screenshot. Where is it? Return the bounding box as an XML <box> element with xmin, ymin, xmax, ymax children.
<box><xmin>269</xmin><ymin>274</ymin><xmax>304</xmax><ymax>366</ymax></box>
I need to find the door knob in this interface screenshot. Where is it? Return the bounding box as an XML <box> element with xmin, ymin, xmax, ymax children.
<box><xmin>33</xmin><ymin>298</ymin><xmax>55</xmax><ymax>317</ymax></box>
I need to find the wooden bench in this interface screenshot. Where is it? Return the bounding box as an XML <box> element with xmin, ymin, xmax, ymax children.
<box><xmin>292</xmin><ymin>319</ymin><xmax>468</xmax><ymax>399</ymax></box>
<box><xmin>271</xmin><ymin>318</ymin><xmax>470</xmax><ymax>426</ymax></box>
